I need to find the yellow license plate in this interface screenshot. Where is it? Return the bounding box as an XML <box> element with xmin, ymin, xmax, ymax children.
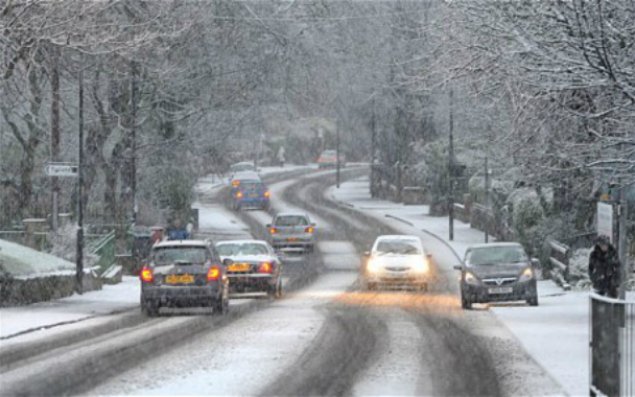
<box><xmin>287</xmin><ymin>237</ymin><xmax>298</xmax><ymax>242</ymax></box>
<box><xmin>165</xmin><ymin>274</ymin><xmax>195</xmax><ymax>284</ymax></box>
<box><xmin>228</xmin><ymin>263</ymin><xmax>251</xmax><ymax>272</ymax></box>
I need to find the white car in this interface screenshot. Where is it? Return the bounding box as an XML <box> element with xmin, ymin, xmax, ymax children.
<box><xmin>216</xmin><ymin>239</ymin><xmax>283</xmax><ymax>298</ymax></box>
<box><xmin>361</xmin><ymin>235</ymin><xmax>431</xmax><ymax>291</ymax></box>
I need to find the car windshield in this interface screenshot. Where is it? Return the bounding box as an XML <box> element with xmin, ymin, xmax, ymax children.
<box><xmin>468</xmin><ymin>246</ymin><xmax>528</xmax><ymax>265</ymax></box>
<box><xmin>375</xmin><ymin>239</ymin><xmax>421</xmax><ymax>255</ymax></box>
<box><xmin>240</xmin><ymin>182</ymin><xmax>264</xmax><ymax>191</ymax></box>
<box><xmin>152</xmin><ymin>247</ymin><xmax>208</xmax><ymax>265</ymax></box>
<box><xmin>275</xmin><ymin>215</ymin><xmax>308</xmax><ymax>226</ymax></box>
<box><xmin>217</xmin><ymin>243</ymin><xmax>269</xmax><ymax>256</ymax></box>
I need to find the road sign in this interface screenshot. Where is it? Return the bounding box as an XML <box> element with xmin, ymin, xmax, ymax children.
<box><xmin>45</xmin><ymin>163</ymin><xmax>78</xmax><ymax>177</ymax></box>
<box><xmin>597</xmin><ymin>202</ymin><xmax>613</xmax><ymax>243</ymax></box>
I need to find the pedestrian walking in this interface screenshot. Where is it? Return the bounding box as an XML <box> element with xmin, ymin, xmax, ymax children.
<box><xmin>589</xmin><ymin>235</ymin><xmax>621</xmax><ymax>298</ymax></box>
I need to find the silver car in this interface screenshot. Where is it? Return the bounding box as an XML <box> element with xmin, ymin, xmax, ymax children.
<box><xmin>267</xmin><ymin>212</ymin><xmax>316</xmax><ymax>254</ymax></box>
<box><xmin>454</xmin><ymin>242</ymin><xmax>539</xmax><ymax>309</ymax></box>
<box><xmin>361</xmin><ymin>235</ymin><xmax>431</xmax><ymax>291</ymax></box>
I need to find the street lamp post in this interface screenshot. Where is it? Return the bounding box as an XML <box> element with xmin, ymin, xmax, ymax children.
<box><xmin>336</xmin><ymin>117</ymin><xmax>341</xmax><ymax>188</ymax></box>
<box><xmin>448</xmin><ymin>87</ymin><xmax>455</xmax><ymax>241</ymax></box>
<box><xmin>76</xmin><ymin>69</ymin><xmax>85</xmax><ymax>294</ymax></box>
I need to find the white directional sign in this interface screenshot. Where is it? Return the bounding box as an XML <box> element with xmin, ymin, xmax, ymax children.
<box><xmin>45</xmin><ymin>163</ymin><xmax>79</xmax><ymax>177</ymax></box>
<box><xmin>596</xmin><ymin>202</ymin><xmax>613</xmax><ymax>243</ymax></box>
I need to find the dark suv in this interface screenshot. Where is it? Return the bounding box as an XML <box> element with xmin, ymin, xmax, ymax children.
<box><xmin>140</xmin><ymin>240</ymin><xmax>229</xmax><ymax>316</ymax></box>
<box><xmin>454</xmin><ymin>242</ymin><xmax>539</xmax><ymax>309</ymax></box>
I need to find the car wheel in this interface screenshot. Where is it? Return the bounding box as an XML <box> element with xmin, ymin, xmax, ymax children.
<box><xmin>141</xmin><ymin>300</ymin><xmax>159</xmax><ymax>317</ymax></box>
<box><xmin>213</xmin><ymin>288</ymin><xmax>229</xmax><ymax>315</ymax></box>
<box><xmin>268</xmin><ymin>279</ymin><xmax>283</xmax><ymax>299</ymax></box>
<box><xmin>527</xmin><ymin>295</ymin><xmax>539</xmax><ymax>306</ymax></box>
<box><xmin>461</xmin><ymin>294</ymin><xmax>472</xmax><ymax>310</ymax></box>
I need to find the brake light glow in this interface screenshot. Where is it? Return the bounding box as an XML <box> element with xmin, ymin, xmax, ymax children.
<box><xmin>140</xmin><ymin>266</ymin><xmax>154</xmax><ymax>283</ymax></box>
<box><xmin>264</xmin><ymin>191</ymin><xmax>271</xmax><ymax>198</ymax></box>
<box><xmin>236</xmin><ymin>191</ymin><xmax>244</xmax><ymax>199</ymax></box>
<box><xmin>231</xmin><ymin>180</ymin><xmax>240</xmax><ymax>187</ymax></box>
<box><xmin>207</xmin><ymin>265</ymin><xmax>221</xmax><ymax>281</ymax></box>
<box><xmin>258</xmin><ymin>262</ymin><xmax>273</xmax><ymax>273</ymax></box>
<box><xmin>305</xmin><ymin>226</ymin><xmax>314</xmax><ymax>233</ymax></box>
<box><xmin>269</xmin><ymin>227</ymin><xmax>277</xmax><ymax>234</ymax></box>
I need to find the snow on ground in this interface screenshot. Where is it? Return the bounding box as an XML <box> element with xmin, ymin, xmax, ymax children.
<box><xmin>319</xmin><ymin>241</ymin><xmax>360</xmax><ymax>271</ymax></box>
<box><xmin>331</xmin><ymin>176</ymin><xmax>597</xmax><ymax>397</ymax></box>
<box><xmin>0</xmin><ymin>276</ymin><xmax>140</xmax><ymax>340</ymax></box>
<box><xmin>89</xmin><ymin>271</ymin><xmax>358</xmax><ymax>396</ymax></box>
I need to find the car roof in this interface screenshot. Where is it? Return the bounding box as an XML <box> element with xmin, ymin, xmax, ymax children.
<box><xmin>232</xmin><ymin>171</ymin><xmax>261</xmax><ymax>181</ymax></box>
<box><xmin>275</xmin><ymin>212</ymin><xmax>309</xmax><ymax>218</ymax></box>
<box><xmin>232</xmin><ymin>161</ymin><xmax>255</xmax><ymax>167</ymax></box>
<box><xmin>153</xmin><ymin>240</ymin><xmax>210</xmax><ymax>248</ymax></box>
<box><xmin>216</xmin><ymin>239</ymin><xmax>269</xmax><ymax>246</ymax></box>
<box><xmin>375</xmin><ymin>234</ymin><xmax>421</xmax><ymax>241</ymax></box>
<box><xmin>467</xmin><ymin>242</ymin><xmax>524</xmax><ymax>250</ymax></box>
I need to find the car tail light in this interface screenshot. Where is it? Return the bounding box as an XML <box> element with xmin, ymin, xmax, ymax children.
<box><xmin>231</xmin><ymin>180</ymin><xmax>240</xmax><ymax>187</ymax></box>
<box><xmin>269</xmin><ymin>227</ymin><xmax>277</xmax><ymax>234</ymax></box>
<box><xmin>207</xmin><ymin>265</ymin><xmax>221</xmax><ymax>281</ymax></box>
<box><xmin>140</xmin><ymin>266</ymin><xmax>154</xmax><ymax>283</ymax></box>
<box><xmin>264</xmin><ymin>191</ymin><xmax>271</xmax><ymax>198</ymax></box>
<box><xmin>258</xmin><ymin>262</ymin><xmax>273</xmax><ymax>273</ymax></box>
<box><xmin>305</xmin><ymin>226</ymin><xmax>314</xmax><ymax>233</ymax></box>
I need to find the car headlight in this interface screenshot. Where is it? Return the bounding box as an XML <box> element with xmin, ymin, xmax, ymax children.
<box><xmin>464</xmin><ymin>271</ymin><xmax>480</xmax><ymax>285</ymax></box>
<box><xmin>411</xmin><ymin>257</ymin><xmax>429</xmax><ymax>273</ymax></box>
<box><xmin>518</xmin><ymin>267</ymin><xmax>534</xmax><ymax>282</ymax></box>
<box><xmin>366</xmin><ymin>258</ymin><xmax>381</xmax><ymax>273</ymax></box>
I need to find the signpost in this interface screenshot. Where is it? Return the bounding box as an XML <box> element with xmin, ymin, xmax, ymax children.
<box><xmin>597</xmin><ymin>202</ymin><xmax>614</xmax><ymax>243</ymax></box>
<box><xmin>45</xmin><ymin>163</ymin><xmax>79</xmax><ymax>178</ymax></box>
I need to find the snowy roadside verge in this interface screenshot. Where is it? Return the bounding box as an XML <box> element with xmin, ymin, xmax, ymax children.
<box><xmin>329</xmin><ymin>176</ymin><xmax>592</xmax><ymax>396</ymax></box>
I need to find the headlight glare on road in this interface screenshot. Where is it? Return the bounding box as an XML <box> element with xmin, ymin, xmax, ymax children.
<box><xmin>519</xmin><ymin>267</ymin><xmax>534</xmax><ymax>282</ymax></box>
<box><xmin>464</xmin><ymin>271</ymin><xmax>480</xmax><ymax>285</ymax></box>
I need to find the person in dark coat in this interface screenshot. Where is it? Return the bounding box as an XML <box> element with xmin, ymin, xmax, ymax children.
<box><xmin>588</xmin><ymin>235</ymin><xmax>621</xmax><ymax>298</ymax></box>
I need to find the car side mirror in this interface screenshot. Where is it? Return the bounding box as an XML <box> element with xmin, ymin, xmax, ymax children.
<box><xmin>453</xmin><ymin>265</ymin><xmax>462</xmax><ymax>271</ymax></box>
<box><xmin>222</xmin><ymin>258</ymin><xmax>233</xmax><ymax>267</ymax></box>
<box><xmin>266</xmin><ymin>224</ymin><xmax>271</xmax><ymax>228</ymax></box>
<box><xmin>363</xmin><ymin>251</ymin><xmax>371</xmax><ymax>257</ymax></box>
<box><xmin>531</xmin><ymin>258</ymin><xmax>540</xmax><ymax>268</ymax></box>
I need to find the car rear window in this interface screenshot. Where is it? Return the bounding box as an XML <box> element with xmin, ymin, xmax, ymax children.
<box><xmin>375</xmin><ymin>239</ymin><xmax>421</xmax><ymax>255</ymax></box>
<box><xmin>275</xmin><ymin>215</ymin><xmax>308</xmax><ymax>226</ymax></box>
<box><xmin>240</xmin><ymin>182</ymin><xmax>265</xmax><ymax>191</ymax></box>
<box><xmin>468</xmin><ymin>246</ymin><xmax>527</xmax><ymax>265</ymax></box>
<box><xmin>152</xmin><ymin>247</ymin><xmax>208</xmax><ymax>265</ymax></box>
<box><xmin>217</xmin><ymin>243</ymin><xmax>269</xmax><ymax>256</ymax></box>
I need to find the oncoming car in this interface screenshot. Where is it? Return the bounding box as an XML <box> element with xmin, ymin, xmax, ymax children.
<box><xmin>139</xmin><ymin>240</ymin><xmax>229</xmax><ymax>316</ymax></box>
<box><xmin>317</xmin><ymin>149</ymin><xmax>346</xmax><ymax>168</ymax></box>
<box><xmin>267</xmin><ymin>212</ymin><xmax>316</xmax><ymax>254</ymax></box>
<box><xmin>229</xmin><ymin>172</ymin><xmax>270</xmax><ymax>211</ymax></box>
<box><xmin>361</xmin><ymin>235</ymin><xmax>431</xmax><ymax>291</ymax></box>
<box><xmin>216</xmin><ymin>240</ymin><xmax>282</xmax><ymax>298</ymax></box>
<box><xmin>454</xmin><ymin>242</ymin><xmax>539</xmax><ymax>309</ymax></box>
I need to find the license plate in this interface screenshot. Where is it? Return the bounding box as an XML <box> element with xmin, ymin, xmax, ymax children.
<box><xmin>165</xmin><ymin>274</ymin><xmax>194</xmax><ymax>284</ymax></box>
<box><xmin>249</xmin><ymin>193</ymin><xmax>259</xmax><ymax>198</ymax></box>
<box><xmin>488</xmin><ymin>287</ymin><xmax>513</xmax><ymax>294</ymax></box>
<box><xmin>228</xmin><ymin>263</ymin><xmax>251</xmax><ymax>272</ymax></box>
<box><xmin>287</xmin><ymin>237</ymin><xmax>298</xmax><ymax>242</ymax></box>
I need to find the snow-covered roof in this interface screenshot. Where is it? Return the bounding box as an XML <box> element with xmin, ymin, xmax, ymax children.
<box><xmin>0</xmin><ymin>238</ymin><xmax>76</xmax><ymax>278</ymax></box>
<box><xmin>275</xmin><ymin>211</ymin><xmax>309</xmax><ymax>217</ymax></box>
<box><xmin>153</xmin><ymin>240</ymin><xmax>210</xmax><ymax>248</ymax></box>
<box><xmin>231</xmin><ymin>171</ymin><xmax>261</xmax><ymax>181</ymax></box>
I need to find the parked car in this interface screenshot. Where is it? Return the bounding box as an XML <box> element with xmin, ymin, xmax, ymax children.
<box><xmin>267</xmin><ymin>212</ymin><xmax>316</xmax><ymax>254</ymax></box>
<box><xmin>361</xmin><ymin>235</ymin><xmax>431</xmax><ymax>291</ymax></box>
<box><xmin>454</xmin><ymin>242</ymin><xmax>539</xmax><ymax>309</ymax></box>
<box><xmin>139</xmin><ymin>240</ymin><xmax>229</xmax><ymax>316</ymax></box>
<box><xmin>317</xmin><ymin>149</ymin><xmax>346</xmax><ymax>168</ymax></box>
<box><xmin>216</xmin><ymin>239</ymin><xmax>282</xmax><ymax>298</ymax></box>
<box><xmin>229</xmin><ymin>172</ymin><xmax>270</xmax><ymax>210</ymax></box>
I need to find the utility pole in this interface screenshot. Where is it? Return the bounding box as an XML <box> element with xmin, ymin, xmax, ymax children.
<box><xmin>448</xmin><ymin>87</ymin><xmax>454</xmax><ymax>241</ymax></box>
<box><xmin>50</xmin><ymin>49</ymin><xmax>61</xmax><ymax>231</ymax></box>
<box><xmin>370</xmin><ymin>97</ymin><xmax>376</xmax><ymax>197</ymax></box>
<box><xmin>130</xmin><ymin>64</ymin><xmax>137</xmax><ymax>224</ymax></box>
<box><xmin>76</xmin><ymin>69</ymin><xmax>85</xmax><ymax>294</ymax></box>
<box><xmin>336</xmin><ymin>117</ymin><xmax>341</xmax><ymax>188</ymax></box>
<box><xmin>484</xmin><ymin>155</ymin><xmax>489</xmax><ymax>243</ymax></box>
<box><xmin>618</xmin><ymin>186</ymin><xmax>628</xmax><ymax>299</ymax></box>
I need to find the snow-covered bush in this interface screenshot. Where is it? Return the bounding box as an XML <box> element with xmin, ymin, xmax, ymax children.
<box><xmin>568</xmin><ymin>247</ymin><xmax>592</xmax><ymax>289</ymax></box>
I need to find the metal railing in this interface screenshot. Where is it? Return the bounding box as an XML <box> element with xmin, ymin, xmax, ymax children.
<box><xmin>548</xmin><ymin>239</ymin><xmax>571</xmax><ymax>290</ymax></box>
<box><xmin>590</xmin><ymin>293</ymin><xmax>634</xmax><ymax>396</ymax></box>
